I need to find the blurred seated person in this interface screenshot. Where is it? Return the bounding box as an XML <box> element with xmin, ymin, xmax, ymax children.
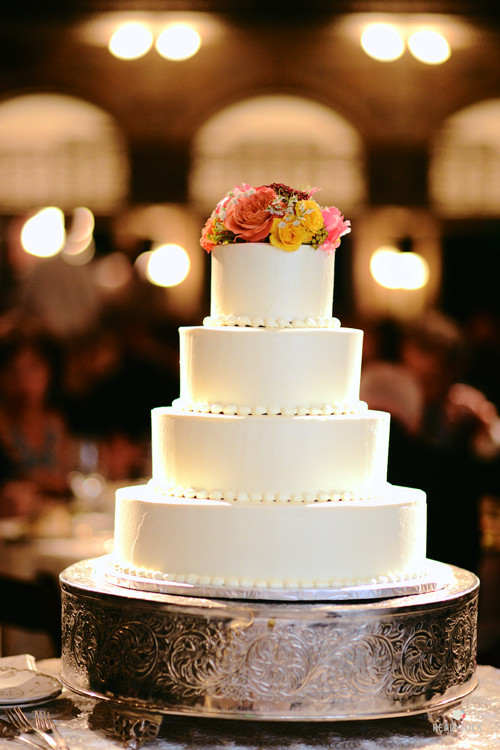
<box><xmin>400</xmin><ymin>311</ymin><xmax>500</xmax><ymax>461</ymax></box>
<box><xmin>360</xmin><ymin>358</ymin><xmax>487</xmax><ymax>573</ymax></box>
<box><xmin>360</xmin><ymin>361</ymin><xmax>424</xmax><ymax>438</ymax></box>
<box><xmin>397</xmin><ymin>313</ymin><xmax>500</xmax><ymax>573</ymax></box>
<box><xmin>0</xmin><ymin>322</ymin><xmax>74</xmax><ymax>516</ymax></box>
<box><xmin>63</xmin><ymin>315</ymin><xmax>177</xmax><ymax>486</ymax></box>
<box><xmin>0</xmin><ymin>437</ymin><xmax>44</xmax><ymax>517</ymax></box>
<box><xmin>63</xmin><ymin>314</ymin><xmax>178</xmax><ymax>445</ymax></box>
<box><xmin>99</xmin><ymin>429</ymin><xmax>149</xmax><ymax>482</ymax></box>
<box><xmin>0</xmin><ymin>479</ymin><xmax>44</xmax><ymax>518</ymax></box>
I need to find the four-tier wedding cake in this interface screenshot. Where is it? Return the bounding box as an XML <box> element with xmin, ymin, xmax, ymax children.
<box><xmin>111</xmin><ymin>183</ymin><xmax>428</xmax><ymax>591</ymax></box>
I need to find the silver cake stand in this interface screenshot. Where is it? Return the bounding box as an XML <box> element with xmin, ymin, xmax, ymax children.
<box><xmin>60</xmin><ymin>557</ymin><xmax>478</xmax><ymax>733</ymax></box>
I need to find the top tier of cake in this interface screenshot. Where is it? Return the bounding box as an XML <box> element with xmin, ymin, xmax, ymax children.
<box><xmin>207</xmin><ymin>242</ymin><xmax>337</xmax><ymax>328</ymax></box>
<box><xmin>200</xmin><ymin>182</ymin><xmax>350</xmax><ymax>327</ymax></box>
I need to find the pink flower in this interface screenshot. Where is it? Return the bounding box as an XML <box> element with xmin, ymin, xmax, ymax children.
<box><xmin>200</xmin><ymin>216</ymin><xmax>216</xmax><ymax>253</ymax></box>
<box><xmin>320</xmin><ymin>206</ymin><xmax>351</xmax><ymax>253</ymax></box>
<box><xmin>224</xmin><ymin>186</ymin><xmax>277</xmax><ymax>242</ymax></box>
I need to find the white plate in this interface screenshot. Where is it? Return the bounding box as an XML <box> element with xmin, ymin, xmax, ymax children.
<box><xmin>0</xmin><ymin>667</ymin><xmax>62</xmax><ymax>706</ymax></box>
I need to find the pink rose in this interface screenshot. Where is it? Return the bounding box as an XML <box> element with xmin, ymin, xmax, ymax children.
<box><xmin>200</xmin><ymin>216</ymin><xmax>216</xmax><ymax>253</ymax></box>
<box><xmin>224</xmin><ymin>186</ymin><xmax>277</xmax><ymax>242</ymax></box>
<box><xmin>320</xmin><ymin>206</ymin><xmax>351</xmax><ymax>253</ymax></box>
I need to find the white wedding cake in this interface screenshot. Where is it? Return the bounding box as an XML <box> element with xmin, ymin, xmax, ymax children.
<box><xmin>111</xmin><ymin>183</ymin><xmax>427</xmax><ymax>590</ymax></box>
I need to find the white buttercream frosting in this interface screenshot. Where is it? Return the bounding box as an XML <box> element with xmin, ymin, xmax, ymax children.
<box><xmin>113</xmin><ymin>484</ymin><xmax>427</xmax><ymax>588</ymax></box>
<box><xmin>210</xmin><ymin>243</ymin><xmax>336</xmax><ymax>323</ymax></box>
<box><xmin>178</xmin><ymin>326</ymin><xmax>365</xmax><ymax>418</ymax></box>
<box><xmin>151</xmin><ymin>408</ymin><xmax>391</xmax><ymax>500</ymax></box>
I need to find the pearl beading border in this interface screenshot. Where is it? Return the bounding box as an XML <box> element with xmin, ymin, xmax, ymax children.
<box><xmin>106</xmin><ymin>558</ymin><xmax>427</xmax><ymax>590</ymax></box>
<box><xmin>148</xmin><ymin>482</ymin><xmax>378</xmax><ymax>504</ymax></box>
<box><xmin>203</xmin><ymin>315</ymin><xmax>341</xmax><ymax>329</ymax></box>
<box><xmin>172</xmin><ymin>398</ymin><xmax>368</xmax><ymax>417</ymax></box>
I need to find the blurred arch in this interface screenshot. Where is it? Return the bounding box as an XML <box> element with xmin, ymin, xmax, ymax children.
<box><xmin>430</xmin><ymin>98</ymin><xmax>500</xmax><ymax>218</ymax></box>
<box><xmin>189</xmin><ymin>94</ymin><xmax>366</xmax><ymax>213</ymax></box>
<box><xmin>0</xmin><ymin>92</ymin><xmax>129</xmax><ymax>214</ymax></box>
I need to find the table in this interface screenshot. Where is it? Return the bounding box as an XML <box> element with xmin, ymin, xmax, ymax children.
<box><xmin>0</xmin><ymin>503</ymin><xmax>114</xmax><ymax>580</ymax></box>
<box><xmin>0</xmin><ymin>534</ymin><xmax>113</xmax><ymax>581</ymax></box>
<box><xmin>0</xmin><ymin>508</ymin><xmax>114</xmax><ymax>658</ymax></box>
<box><xmin>18</xmin><ymin>662</ymin><xmax>500</xmax><ymax>749</ymax></box>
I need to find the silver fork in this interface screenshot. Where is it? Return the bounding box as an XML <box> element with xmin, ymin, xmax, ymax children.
<box><xmin>34</xmin><ymin>712</ymin><xmax>69</xmax><ymax>750</ymax></box>
<box><xmin>0</xmin><ymin>718</ymin><xmax>45</xmax><ymax>748</ymax></box>
<box><xmin>4</xmin><ymin>706</ymin><xmax>57</xmax><ymax>749</ymax></box>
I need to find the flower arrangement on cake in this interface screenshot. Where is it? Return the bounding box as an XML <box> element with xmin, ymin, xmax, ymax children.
<box><xmin>200</xmin><ymin>183</ymin><xmax>351</xmax><ymax>253</ymax></box>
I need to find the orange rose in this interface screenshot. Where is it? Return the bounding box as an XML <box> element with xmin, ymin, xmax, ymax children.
<box><xmin>224</xmin><ymin>186</ymin><xmax>277</xmax><ymax>242</ymax></box>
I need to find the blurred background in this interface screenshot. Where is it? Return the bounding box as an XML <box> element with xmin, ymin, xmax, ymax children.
<box><xmin>0</xmin><ymin>0</ymin><xmax>499</xmax><ymax>334</ymax></box>
<box><xmin>0</xmin><ymin>0</ymin><xmax>499</xmax><ymax>661</ymax></box>
<box><xmin>1</xmin><ymin>0</ymin><xmax>500</xmax><ymax>333</ymax></box>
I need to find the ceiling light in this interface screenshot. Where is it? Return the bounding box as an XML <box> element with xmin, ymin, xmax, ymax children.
<box><xmin>155</xmin><ymin>23</ymin><xmax>201</xmax><ymax>61</ymax></box>
<box><xmin>361</xmin><ymin>23</ymin><xmax>404</xmax><ymax>62</ymax></box>
<box><xmin>408</xmin><ymin>29</ymin><xmax>451</xmax><ymax>64</ymax></box>
<box><xmin>108</xmin><ymin>23</ymin><xmax>154</xmax><ymax>60</ymax></box>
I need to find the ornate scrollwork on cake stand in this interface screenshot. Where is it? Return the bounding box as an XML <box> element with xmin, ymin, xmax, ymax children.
<box><xmin>60</xmin><ymin>558</ymin><xmax>478</xmax><ymax>727</ymax></box>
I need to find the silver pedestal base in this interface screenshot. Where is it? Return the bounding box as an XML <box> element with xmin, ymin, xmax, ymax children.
<box><xmin>60</xmin><ymin>558</ymin><xmax>478</xmax><ymax>722</ymax></box>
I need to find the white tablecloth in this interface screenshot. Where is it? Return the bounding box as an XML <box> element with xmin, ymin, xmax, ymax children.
<box><xmin>16</xmin><ymin>663</ymin><xmax>500</xmax><ymax>749</ymax></box>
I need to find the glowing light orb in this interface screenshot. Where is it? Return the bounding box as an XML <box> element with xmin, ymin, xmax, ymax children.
<box><xmin>155</xmin><ymin>24</ymin><xmax>201</xmax><ymax>61</ymax></box>
<box><xmin>108</xmin><ymin>23</ymin><xmax>153</xmax><ymax>60</ymax></box>
<box><xmin>63</xmin><ymin>206</ymin><xmax>95</xmax><ymax>265</ymax></box>
<box><xmin>408</xmin><ymin>29</ymin><xmax>451</xmax><ymax>65</ymax></box>
<box><xmin>370</xmin><ymin>246</ymin><xmax>430</xmax><ymax>290</ymax></box>
<box><xmin>143</xmin><ymin>243</ymin><xmax>191</xmax><ymax>287</ymax></box>
<box><xmin>21</xmin><ymin>207</ymin><xmax>66</xmax><ymax>257</ymax></box>
<box><xmin>361</xmin><ymin>24</ymin><xmax>404</xmax><ymax>62</ymax></box>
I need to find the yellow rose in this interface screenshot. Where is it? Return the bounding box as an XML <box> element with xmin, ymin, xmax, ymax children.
<box><xmin>295</xmin><ymin>200</ymin><xmax>324</xmax><ymax>240</ymax></box>
<box><xmin>269</xmin><ymin>216</ymin><xmax>307</xmax><ymax>252</ymax></box>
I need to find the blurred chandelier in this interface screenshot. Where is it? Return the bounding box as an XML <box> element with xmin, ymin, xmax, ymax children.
<box><xmin>108</xmin><ymin>20</ymin><xmax>201</xmax><ymax>60</ymax></box>
<box><xmin>361</xmin><ymin>22</ymin><xmax>450</xmax><ymax>64</ymax></box>
<box><xmin>354</xmin><ymin>14</ymin><xmax>454</xmax><ymax>65</ymax></box>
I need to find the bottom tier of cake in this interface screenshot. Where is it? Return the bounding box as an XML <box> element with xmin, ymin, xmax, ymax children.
<box><xmin>112</xmin><ymin>483</ymin><xmax>427</xmax><ymax>588</ymax></box>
